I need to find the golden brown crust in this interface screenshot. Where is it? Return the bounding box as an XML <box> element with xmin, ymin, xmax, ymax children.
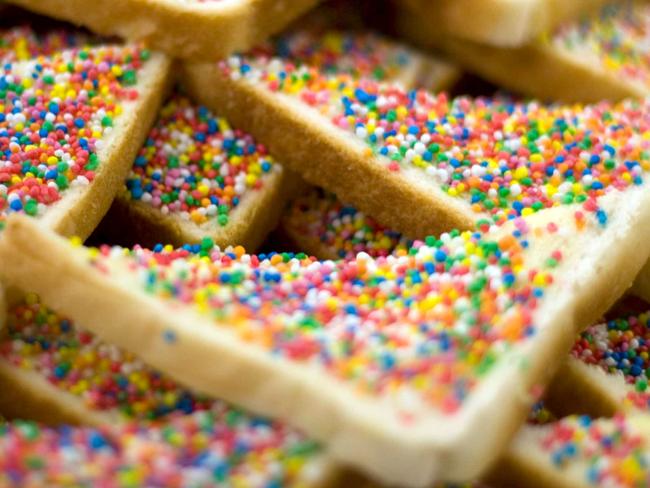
<box><xmin>400</xmin><ymin>0</ymin><xmax>612</xmax><ymax>47</ymax></box>
<box><xmin>633</xmin><ymin>259</ymin><xmax>650</xmax><ymax>302</ymax></box>
<box><xmin>398</xmin><ymin>10</ymin><xmax>643</xmax><ymax>103</ymax></box>
<box><xmin>181</xmin><ymin>63</ymin><xmax>476</xmax><ymax>239</ymax></box>
<box><xmin>5</xmin><ymin>0</ymin><xmax>319</xmax><ymax>61</ymax></box>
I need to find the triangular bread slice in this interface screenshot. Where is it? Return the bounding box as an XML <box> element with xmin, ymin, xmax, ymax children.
<box><xmin>399</xmin><ymin>1</ymin><xmax>650</xmax><ymax>103</ymax></box>
<box><xmin>280</xmin><ymin>189</ymin><xmax>650</xmax><ymax>418</ymax></box>
<box><xmin>4</xmin><ymin>0</ymin><xmax>319</xmax><ymax>60</ymax></box>
<box><xmin>183</xmin><ymin>48</ymin><xmax>650</xmax><ymax>239</ymax></box>
<box><xmin>495</xmin><ymin>414</ymin><xmax>650</xmax><ymax>487</ymax></box>
<box><xmin>0</xmin><ymin>43</ymin><xmax>171</xmax><ymax>239</ymax></box>
<box><xmin>107</xmin><ymin>93</ymin><xmax>301</xmax><ymax>250</ymax></box>
<box><xmin>0</xmin><ymin>294</ymin><xmax>342</xmax><ymax>486</ymax></box>
<box><xmin>0</xmin><ymin>29</ymin><xmax>170</xmax><ymax>329</ymax></box>
<box><xmin>2</xmin><ymin>182</ymin><xmax>650</xmax><ymax>485</ymax></box>
<box><xmin>399</xmin><ymin>0</ymin><xmax>613</xmax><ymax>47</ymax></box>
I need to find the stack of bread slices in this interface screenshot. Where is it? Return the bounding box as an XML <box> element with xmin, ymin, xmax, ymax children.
<box><xmin>1</xmin><ymin>1</ymin><xmax>650</xmax><ymax>486</ymax></box>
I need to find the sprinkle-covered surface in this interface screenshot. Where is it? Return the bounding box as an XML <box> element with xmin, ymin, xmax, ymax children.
<box><xmin>80</xmin><ymin>213</ymin><xmax>568</xmax><ymax>416</ymax></box>
<box><xmin>0</xmin><ymin>295</ymin><xmax>325</xmax><ymax>486</ymax></box>
<box><xmin>223</xmin><ymin>50</ymin><xmax>650</xmax><ymax>227</ymax></box>
<box><xmin>0</xmin><ymin>411</ymin><xmax>324</xmax><ymax>487</ymax></box>
<box><xmin>0</xmin><ymin>41</ymin><xmax>150</xmax><ymax>225</ymax></box>
<box><xmin>572</xmin><ymin>311</ymin><xmax>650</xmax><ymax>411</ymax></box>
<box><xmin>552</xmin><ymin>2</ymin><xmax>650</xmax><ymax>90</ymax></box>
<box><xmin>0</xmin><ymin>26</ymin><xmax>92</xmax><ymax>63</ymax></box>
<box><xmin>533</xmin><ymin>414</ymin><xmax>650</xmax><ymax>487</ymax></box>
<box><xmin>124</xmin><ymin>95</ymin><xmax>278</xmax><ymax>228</ymax></box>
<box><xmin>284</xmin><ymin>188</ymin><xmax>413</xmax><ymax>259</ymax></box>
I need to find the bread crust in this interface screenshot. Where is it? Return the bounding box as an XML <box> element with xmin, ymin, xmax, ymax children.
<box><xmin>5</xmin><ymin>0</ymin><xmax>319</xmax><ymax>60</ymax></box>
<box><xmin>182</xmin><ymin>63</ymin><xmax>476</xmax><ymax>239</ymax></box>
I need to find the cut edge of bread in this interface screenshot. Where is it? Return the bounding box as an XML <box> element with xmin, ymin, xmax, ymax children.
<box><xmin>633</xmin><ymin>259</ymin><xmax>650</xmax><ymax>302</ymax></box>
<box><xmin>4</xmin><ymin>0</ymin><xmax>319</xmax><ymax>60</ymax></box>
<box><xmin>181</xmin><ymin>62</ymin><xmax>477</xmax><ymax>239</ymax></box>
<box><xmin>2</xmin><ymin>182</ymin><xmax>650</xmax><ymax>485</ymax></box>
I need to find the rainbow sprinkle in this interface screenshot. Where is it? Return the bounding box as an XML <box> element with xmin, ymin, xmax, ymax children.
<box><xmin>535</xmin><ymin>415</ymin><xmax>650</xmax><ymax>487</ymax></box>
<box><xmin>0</xmin><ymin>296</ymin><xmax>325</xmax><ymax>486</ymax></box>
<box><xmin>74</xmin><ymin>213</ymin><xmax>570</xmax><ymax>416</ymax></box>
<box><xmin>552</xmin><ymin>2</ymin><xmax>650</xmax><ymax>90</ymax></box>
<box><xmin>283</xmin><ymin>188</ymin><xmax>412</xmax><ymax>259</ymax></box>
<box><xmin>0</xmin><ymin>41</ymin><xmax>150</xmax><ymax>225</ymax></box>
<box><xmin>223</xmin><ymin>48</ymin><xmax>650</xmax><ymax>227</ymax></box>
<box><xmin>124</xmin><ymin>94</ymin><xmax>278</xmax><ymax>228</ymax></box>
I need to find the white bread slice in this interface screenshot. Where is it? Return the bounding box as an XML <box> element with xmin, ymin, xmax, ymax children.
<box><xmin>2</xmin><ymin>183</ymin><xmax>650</xmax><ymax>486</ymax></box>
<box><xmin>494</xmin><ymin>414</ymin><xmax>650</xmax><ymax>488</ymax></box>
<box><xmin>0</xmin><ymin>295</ymin><xmax>341</xmax><ymax>487</ymax></box>
<box><xmin>0</xmin><ymin>45</ymin><xmax>171</xmax><ymax>240</ymax></box>
<box><xmin>107</xmin><ymin>93</ymin><xmax>302</xmax><ymax>250</ymax></box>
<box><xmin>182</xmin><ymin>52</ymin><xmax>650</xmax><ymax>239</ymax></box>
<box><xmin>0</xmin><ymin>37</ymin><xmax>170</xmax><ymax>329</ymax></box>
<box><xmin>399</xmin><ymin>1</ymin><xmax>650</xmax><ymax>103</ymax></box>
<box><xmin>4</xmin><ymin>0</ymin><xmax>319</xmax><ymax>60</ymax></box>
<box><xmin>400</xmin><ymin>0</ymin><xmax>613</xmax><ymax>47</ymax></box>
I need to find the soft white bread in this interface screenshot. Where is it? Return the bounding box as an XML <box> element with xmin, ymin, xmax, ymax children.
<box><xmin>398</xmin><ymin>1</ymin><xmax>650</xmax><ymax>103</ymax></box>
<box><xmin>2</xmin><ymin>181</ymin><xmax>650</xmax><ymax>486</ymax></box>
<box><xmin>399</xmin><ymin>0</ymin><xmax>614</xmax><ymax>47</ymax></box>
<box><xmin>3</xmin><ymin>0</ymin><xmax>319</xmax><ymax>60</ymax></box>
<box><xmin>0</xmin><ymin>42</ymin><xmax>169</xmax><ymax>330</ymax></box>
